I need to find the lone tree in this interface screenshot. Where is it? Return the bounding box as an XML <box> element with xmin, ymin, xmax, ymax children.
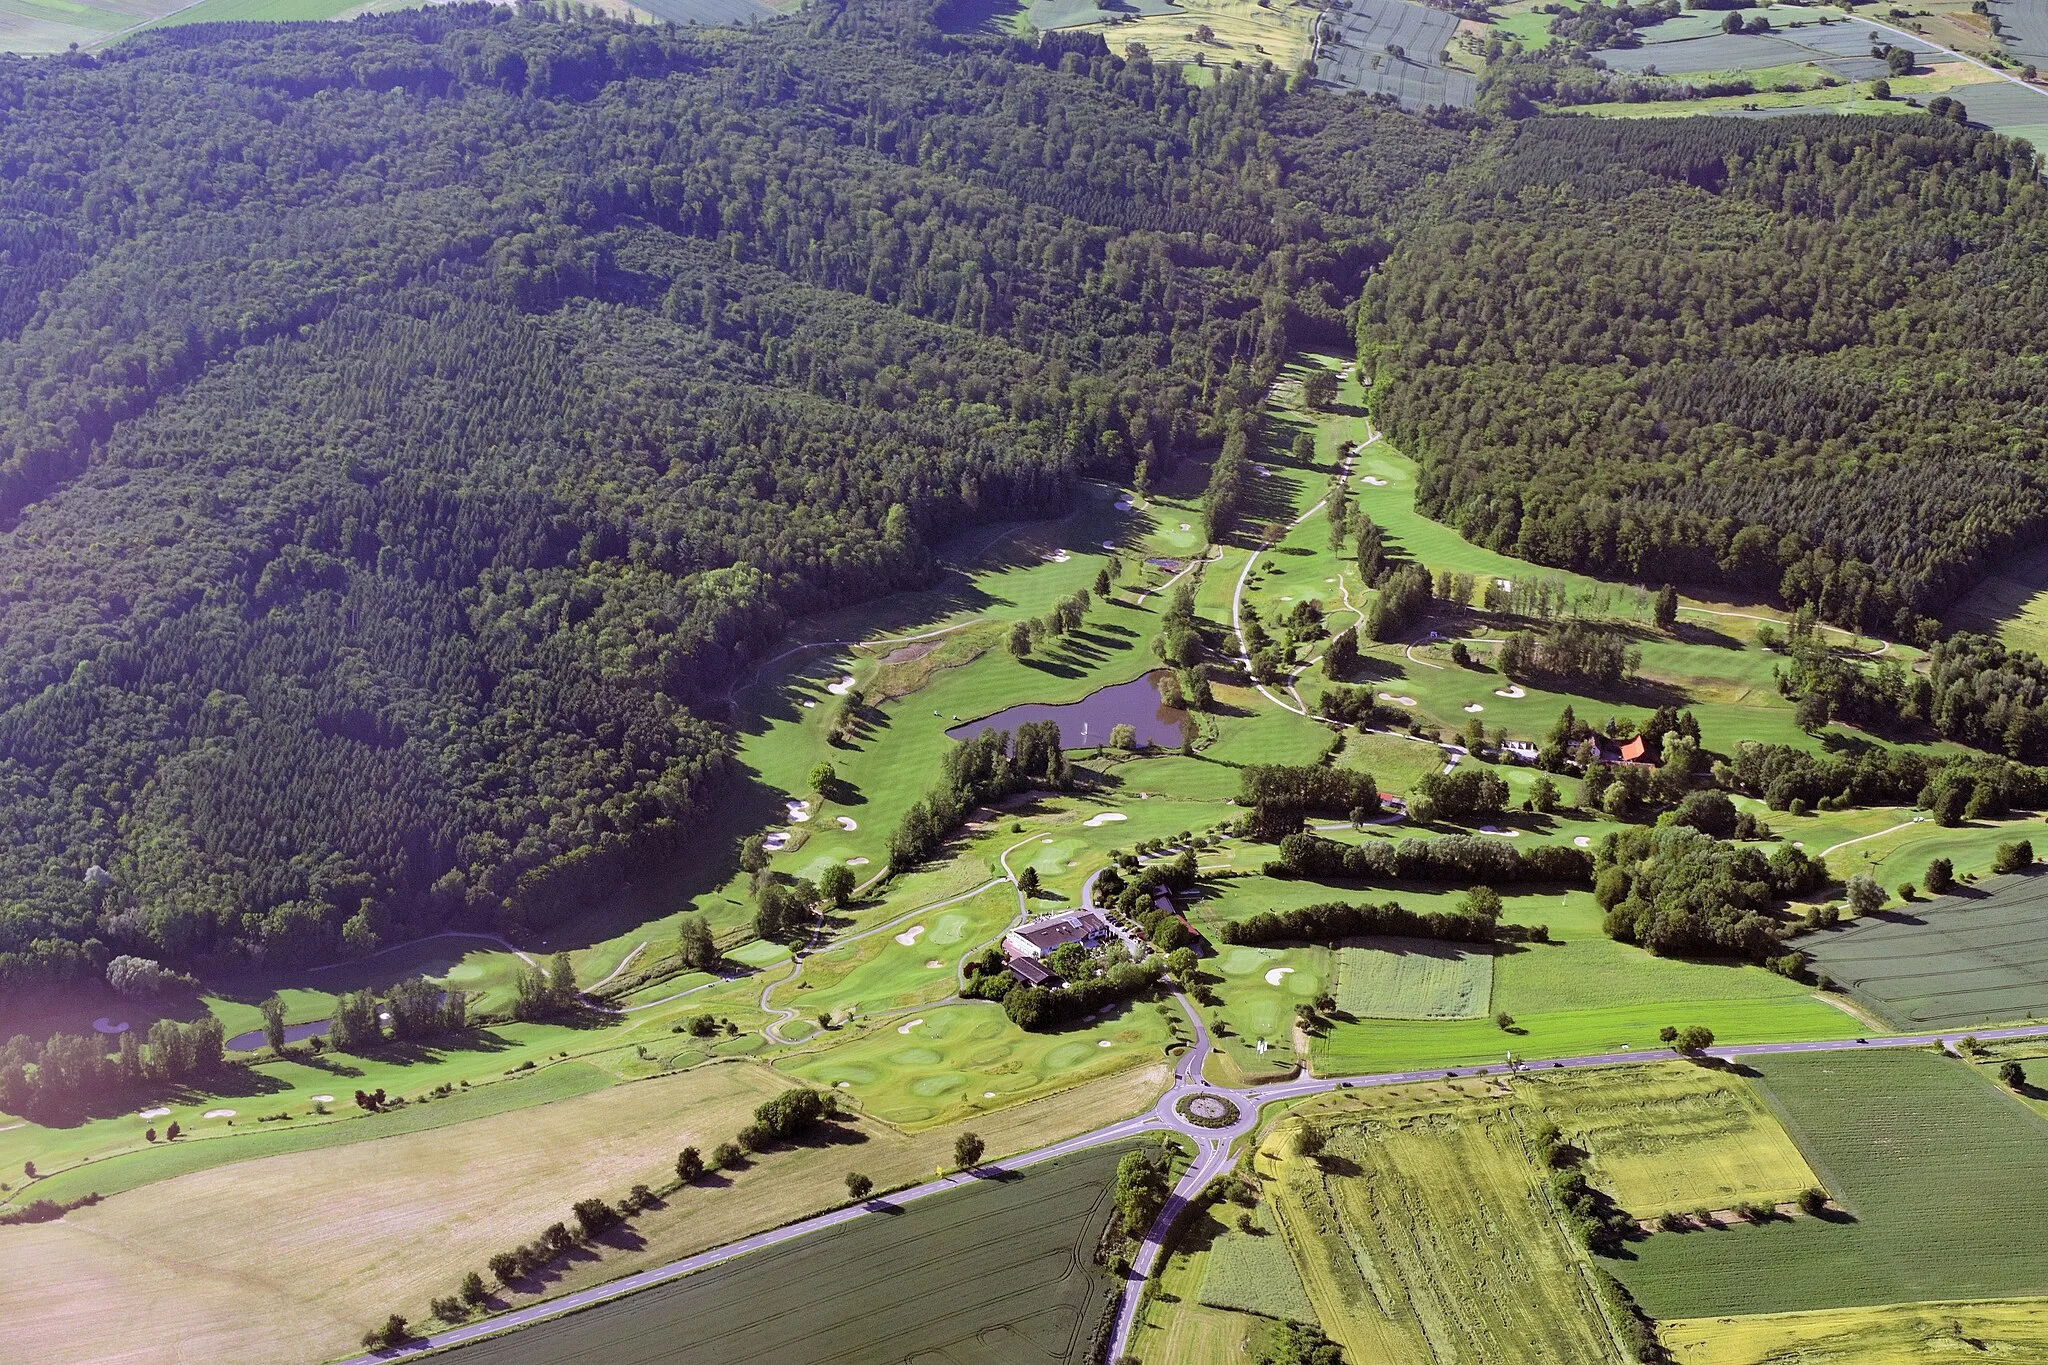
<box><xmin>819</xmin><ymin>863</ymin><xmax>856</xmax><ymax>909</ymax></box>
<box><xmin>1845</xmin><ymin>873</ymin><xmax>1885</xmax><ymax>918</ymax></box>
<box><xmin>955</xmin><ymin>1131</ymin><xmax>986</xmax><ymax>1169</ymax></box>
<box><xmin>677</xmin><ymin>915</ymin><xmax>718</xmax><ymax>970</ymax></box>
<box><xmin>1924</xmin><ymin>856</ymin><xmax>1954</xmax><ymax>895</ymax></box>
<box><xmin>676</xmin><ymin>1147</ymin><xmax>704</xmax><ymax>1182</ymax></box>
<box><xmin>1008</xmin><ymin>620</ymin><xmax>1032</xmax><ymax>660</ymax></box>
<box><xmin>1495</xmin><ymin>1010</ymin><xmax>1516</xmax><ymax>1032</ymax></box>
<box><xmin>1673</xmin><ymin>1024</ymin><xmax>1716</xmax><ymax>1056</ymax></box>
<box><xmin>809</xmin><ymin>761</ymin><xmax>837</xmax><ymax>793</ymax></box>
<box><xmin>845</xmin><ymin>1171</ymin><xmax>874</xmax><ymax>1201</ymax></box>
<box><xmin>259</xmin><ymin>994</ymin><xmax>288</xmax><ymax>1055</ymax></box>
<box><xmin>2001</xmin><ymin>1060</ymin><xmax>2027</xmax><ymax>1091</ymax></box>
<box><xmin>1018</xmin><ymin>866</ymin><xmax>1041</xmax><ymax>898</ymax></box>
<box><xmin>1654</xmin><ymin>583</ymin><xmax>1679</xmax><ymax>630</ymax></box>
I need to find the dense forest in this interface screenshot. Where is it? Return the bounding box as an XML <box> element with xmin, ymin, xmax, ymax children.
<box><xmin>1361</xmin><ymin>116</ymin><xmax>2048</xmax><ymax>634</ymax></box>
<box><xmin>4</xmin><ymin>0</ymin><xmax>2048</xmax><ymax>991</ymax></box>
<box><xmin>0</xmin><ymin>0</ymin><xmax>1464</xmax><ymax>987</ymax></box>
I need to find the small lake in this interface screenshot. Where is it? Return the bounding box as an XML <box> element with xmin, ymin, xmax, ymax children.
<box><xmin>226</xmin><ymin>1019</ymin><xmax>331</xmax><ymax>1052</ymax></box>
<box><xmin>947</xmin><ymin>670</ymin><xmax>1187</xmax><ymax>750</ymax></box>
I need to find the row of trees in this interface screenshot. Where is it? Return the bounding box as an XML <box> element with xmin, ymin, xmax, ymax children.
<box><xmin>886</xmin><ymin>723</ymin><xmax>1072</xmax><ymax>870</ymax></box>
<box><xmin>1218</xmin><ymin>897</ymin><xmax>1500</xmax><ymax>947</ymax></box>
<box><xmin>1267</xmin><ymin>832</ymin><xmax>1593</xmax><ymax>886</ymax></box>
<box><xmin>1238</xmin><ymin>764</ymin><xmax>1382</xmax><ymax>839</ymax></box>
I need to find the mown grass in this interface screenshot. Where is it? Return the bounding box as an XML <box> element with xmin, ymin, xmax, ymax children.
<box><xmin>1128</xmin><ymin>1197</ymin><xmax>1275</xmax><ymax>1364</ymax></box>
<box><xmin>1332</xmin><ymin>936</ymin><xmax>1493</xmax><ymax>1019</ymax></box>
<box><xmin>1525</xmin><ymin>1061</ymin><xmax>1817</xmax><ymax>1217</ymax></box>
<box><xmin>1613</xmin><ymin>1049</ymin><xmax>2048</xmax><ymax>1318</ymax></box>
<box><xmin>1197</xmin><ymin>1196</ymin><xmax>1316</xmax><ymax>1322</ymax></box>
<box><xmin>1661</xmin><ymin>1297</ymin><xmax>2048</xmax><ymax>1364</ymax></box>
<box><xmin>1262</xmin><ymin>1087</ymin><xmax>1629</xmax><ymax>1363</ymax></box>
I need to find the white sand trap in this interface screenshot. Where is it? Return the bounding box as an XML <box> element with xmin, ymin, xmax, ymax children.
<box><xmin>138</xmin><ymin>1107</ymin><xmax>171</xmax><ymax>1120</ymax></box>
<box><xmin>1479</xmin><ymin>826</ymin><xmax>1523</xmax><ymax>838</ymax></box>
<box><xmin>1494</xmin><ymin>685</ymin><xmax>1526</xmax><ymax>699</ymax></box>
<box><xmin>1098</xmin><ymin>1039</ymin><xmax>1114</xmax><ymax>1047</ymax></box>
<box><xmin>1265</xmin><ymin>966</ymin><xmax>1296</xmax><ymax>986</ymax></box>
<box><xmin>1325</xmin><ymin>577</ymin><xmax>1337</xmax><ymax>583</ymax></box>
<box><xmin>92</xmin><ymin>1017</ymin><xmax>130</xmax><ymax>1035</ymax></box>
<box><xmin>897</xmin><ymin>1018</ymin><xmax>925</xmax><ymax>1035</ymax></box>
<box><xmin>763</xmin><ymin>832</ymin><xmax>790</xmax><ymax>852</ymax></box>
<box><xmin>1377</xmin><ymin>692</ymin><xmax>1418</xmax><ymax>707</ymax></box>
<box><xmin>1101</xmin><ymin>540</ymin><xmax>1117</xmax><ymax>550</ymax></box>
<box><xmin>1279</xmin><ymin>596</ymin><xmax>1292</xmax><ymax>602</ymax></box>
<box><xmin>203</xmin><ymin>1109</ymin><xmax>236</xmax><ymax>1119</ymax></box>
<box><xmin>787</xmin><ymin>800</ymin><xmax>813</xmax><ymax>822</ymax></box>
<box><xmin>983</xmin><ymin>1091</ymin><xmax>997</xmax><ymax>1098</ymax></box>
<box><xmin>826</xmin><ymin>675</ymin><xmax>857</xmax><ymax>695</ymax></box>
<box><xmin>1084</xmin><ymin>812</ymin><xmax>1128</xmax><ymax>827</ymax></box>
<box><xmin>837</xmin><ymin>1081</ymin><xmax>851</xmax><ymax>1088</ymax></box>
<box><xmin>836</xmin><ymin>816</ymin><xmax>858</xmax><ymax>831</ymax></box>
<box><xmin>1360</xmin><ymin>475</ymin><xmax>1388</xmax><ymax>486</ymax></box>
<box><xmin>310</xmin><ymin>1095</ymin><xmax>335</xmax><ymax>1104</ymax></box>
<box><xmin>802</xmin><ymin>700</ymin><xmax>817</xmax><ymax>709</ymax></box>
<box><xmin>1496</xmin><ymin>578</ymin><xmax>1513</xmax><ymax>590</ymax></box>
<box><xmin>1043</xmin><ymin>549</ymin><xmax>1071</xmax><ymax>563</ymax></box>
<box><xmin>1574</xmin><ymin>836</ymin><xmax>1593</xmax><ymax>848</ymax></box>
<box><xmin>1179</xmin><ymin>522</ymin><xmax>1192</xmax><ymax>532</ymax></box>
<box><xmin>895</xmin><ymin>925</ymin><xmax>927</xmax><ymax>947</ymax></box>
<box><xmin>1463</xmin><ymin>703</ymin><xmax>1485</xmax><ymax>713</ymax></box>
<box><xmin>1041</xmin><ymin>837</ymin><xmax>1054</xmax><ymax>844</ymax></box>
<box><xmin>926</xmin><ymin>959</ymin><xmax>944</xmax><ymax>969</ymax></box>
<box><xmin>1114</xmin><ymin>497</ymin><xmax>1134</xmax><ymax>511</ymax></box>
<box><xmin>847</xmin><ymin>856</ymin><xmax>870</xmax><ymax>866</ymax></box>
<box><xmin>1255</xmin><ymin>464</ymin><xmax>1272</xmax><ymax>477</ymax></box>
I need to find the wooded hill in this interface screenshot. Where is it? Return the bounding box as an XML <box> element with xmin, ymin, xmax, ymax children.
<box><xmin>2</xmin><ymin>0</ymin><xmax>2045</xmax><ymax>990</ymax></box>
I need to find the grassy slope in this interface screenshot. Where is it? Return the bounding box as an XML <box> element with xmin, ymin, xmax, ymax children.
<box><xmin>1613</xmin><ymin>1049</ymin><xmax>2048</xmax><ymax>1318</ymax></box>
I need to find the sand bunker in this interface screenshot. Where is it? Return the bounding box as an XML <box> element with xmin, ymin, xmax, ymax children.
<box><xmin>1101</xmin><ymin>540</ymin><xmax>1117</xmax><ymax>550</ymax></box>
<box><xmin>1265</xmin><ymin>966</ymin><xmax>1296</xmax><ymax>987</ymax></box>
<box><xmin>1114</xmin><ymin>497</ymin><xmax>1134</xmax><ymax>511</ymax></box>
<box><xmin>1377</xmin><ymin>692</ymin><xmax>1418</xmax><ymax>707</ymax></box>
<box><xmin>138</xmin><ymin>1107</ymin><xmax>171</xmax><ymax>1120</ymax></box>
<box><xmin>1573</xmin><ymin>837</ymin><xmax>1592</xmax><ymax>848</ymax></box>
<box><xmin>1479</xmin><ymin>826</ymin><xmax>1523</xmax><ymax>838</ymax></box>
<box><xmin>897</xmin><ymin>1018</ymin><xmax>925</xmax><ymax>1034</ymax></box>
<box><xmin>1179</xmin><ymin>522</ymin><xmax>1192</xmax><ymax>532</ymax></box>
<box><xmin>983</xmin><ymin>1091</ymin><xmax>997</xmax><ymax>1098</ymax></box>
<box><xmin>926</xmin><ymin>960</ymin><xmax>944</xmax><ymax>969</ymax></box>
<box><xmin>1043</xmin><ymin>549</ymin><xmax>1071</xmax><ymax>563</ymax></box>
<box><xmin>310</xmin><ymin>1095</ymin><xmax>335</xmax><ymax>1104</ymax></box>
<box><xmin>1083</xmin><ymin>812</ymin><xmax>1128</xmax><ymax>827</ymax></box>
<box><xmin>1255</xmin><ymin>464</ymin><xmax>1272</xmax><ymax>478</ymax></box>
<box><xmin>1324</xmin><ymin>578</ymin><xmax>1337</xmax><ymax>583</ymax></box>
<box><xmin>763</xmin><ymin>832</ymin><xmax>791</xmax><ymax>851</ymax></box>
<box><xmin>1496</xmin><ymin>578</ymin><xmax>1513</xmax><ymax>590</ymax></box>
<box><xmin>92</xmin><ymin>1017</ymin><xmax>130</xmax><ymax>1035</ymax></box>
<box><xmin>836</xmin><ymin>816</ymin><xmax>858</xmax><ymax>831</ymax></box>
<box><xmin>787</xmin><ymin>800</ymin><xmax>813</xmax><ymax>822</ymax></box>
<box><xmin>1042</xmin><ymin>837</ymin><xmax>1054</xmax><ymax>844</ymax></box>
<box><xmin>1360</xmin><ymin>475</ymin><xmax>1388</xmax><ymax>486</ymax></box>
<box><xmin>847</xmin><ymin>856</ymin><xmax>870</xmax><ymax>866</ymax></box>
<box><xmin>802</xmin><ymin>700</ymin><xmax>817</xmax><ymax>709</ymax></box>
<box><xmin>826</xmin><ymin>675</ymin><xmax>857</xmax><ymax>695</ymax></box>
<box><xmin>203</xmin><ymin>1109</ymin><xmax>236</xmax><ymax>1119</ymax></box>
<box><xmin>1463</xmin><ymin>703</ymin><xmax>1484</xmax><ymax>713</ymax></box>
<box><xmin>895</xmin><ymin>925</ymin><xmax>927</xmax><ymax>947</ymax></box>
<box><xmin>1494</xmin><ymin>685</ymin><xmax>1526</xmax><ymax>699</ymax></box>
<box><xmin>1098</xmin><ymin>1039</ymin><xmax>1114</xmax><ymax>1047</ymax></box>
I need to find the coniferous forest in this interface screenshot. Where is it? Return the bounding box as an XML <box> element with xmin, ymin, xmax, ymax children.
<box><xmin>2</xmin><ymin>0</ymin><xmax>2047</xmax><ymax>990</ymax></box>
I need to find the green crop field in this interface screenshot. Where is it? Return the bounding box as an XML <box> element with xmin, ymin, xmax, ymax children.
<box><xmin>1801</xmin><ymin>872</ymin><xmax>2048</xmax><ymax>1029</ymax></box>
<box><xmin>1525</xmin><ymin>1061</ymin><xmax>1817</xmax><ymax>1217</ymax></box>
<box><xmin>428</xmin><ymin>1141</ymin><xmax>1142</xmax><ymax>1365</ymax></box>
<box><xmin>1196</xmin><ymin>1197</ymin><xmax>1316</xmax><ymax>1323</ymax></box>
<box><xmin>1125</xmin><ymin>1198</ymin><xmax>1276</xmax><ymax>1365</ymax></box>
<box><xmin>1263</xmin><ymin>1088</ymin><xmax>1629</xmax><ymax>1363</ymax></box>
<box><xmin>1614</xmin><ymin>1050</ymin><xmax>2048</xmax><ymax>1319</ymax></box>
<box><xmin>1333</xmin><ymin>936</ymin><xmax>1493</xmax><ymax>1019</ymax></box>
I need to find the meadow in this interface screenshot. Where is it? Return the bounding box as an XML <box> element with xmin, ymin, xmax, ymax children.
<box><xmin>1525</xmin><ymin>1061</ymin><xmax>1817</xmax><ymax>1218</ymax></box>
<box><xmin>1125</xmin><ymin>1198</ymin><xmax>1278</xmax><ymax>1365</ymax></box>
<box><xmin>1801</xmin><ymin>871</ymin><xmax>2048</xmax><ymax>1029</ymax></box>
<box><xmin>1261</xmin><ymin>1087</ymin><xmax>1630</xmax><ymax>1363</ymax></box>
<box><xmin>1196</xmin><ymin>1196</ymin><xmax>1315</xmax><ymax>1323</ymax></box>
<box><xmin>430</xmin><ymin>1140</ymin><xmax>1142</xmax><ymax>1365</ymax></box>
<box><xmin>1332</xmin><ymin>936</ymin><xmax>1493</xmax><ymax>1020</ymax></box>
<box><xmin>1614</xmin><ymin>1050</ymin><xmax>2048</xmax><ymax>1318</ymax></box>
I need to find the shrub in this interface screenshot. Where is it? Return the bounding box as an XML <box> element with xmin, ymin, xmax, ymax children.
<box><xmin>489</xmin><ymin>1252</ymin><xmax>521</xmax><ymax>1285</ymax></box>
<box><xmin>1924</xmin><ymin>856</ymin><xmax>1954</xmax><ymax>894</ymax></box>
<box><xmin>431</xmin><ymin>1295</ymin><xmax>468</xmax><ymax>1322</ymax></box>
<box><xmin>1993</xmin><ymin>839</ymin><xmax>2034</xmax><ymax>874</ymax></box>
<box><xmin>460</xmin><ymin>1271</ymin><xmax>488</xmax><ymax>1304</ymax></box>
<box><xmin>713</xmin><ymin>1141</ymin><xmax>744</xmax><ymax>1168</ymax></box>
<box><xmin>1796</xmin><ymin>1187</ymin><xmax>1826</xmax><ymax>1215</ymax></box>
<box><xmin>2001</xmin><ymin>1060</ymin><xmax>2027</xmax><ymax>1090</ymax></box>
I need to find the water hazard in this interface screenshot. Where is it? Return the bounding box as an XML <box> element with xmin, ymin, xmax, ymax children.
<box><xmin>946</xmin><ymin>670</ymin><xmax>1188</xmax><ymax>749</ymax></box>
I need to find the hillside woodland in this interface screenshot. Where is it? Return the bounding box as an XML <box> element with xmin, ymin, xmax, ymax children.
<box><xmin>2</xmin><ymin>0</ymin><xmax>2046</xmax><ymax>988</ymax></box>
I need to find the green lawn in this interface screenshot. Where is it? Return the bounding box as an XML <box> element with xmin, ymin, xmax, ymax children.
<box><xmin>1613</xmin><ymin>1049</ymin><xmax>2048</xmax><ymax>1317</ymax></box>
<box><xmin>1333</xmin><ymin>937</ymin><xmax>1493</xmax><ymax>1019</ymax></box>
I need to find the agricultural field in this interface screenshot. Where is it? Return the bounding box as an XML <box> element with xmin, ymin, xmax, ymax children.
<box><xmin>1800</xmin><ymin>872</ymin><xmax>2048</xmax><ymax>1030</ymax></box>
<box><xmin>1661</xmin><ymin>1297</ymin><xmax>2048</xmax><ymax>1364</ymax></box>
<box><xmin>1614</xmin><ymin>1050</ymin><xmax>2048</xmax><ymax>1319</ymax></box>
<box><xmin>1317</xmin><ymin>0</ymin><xmax>1477</xmax><ymax>107</ymax></box>
<box><xmin>1196</xmin><ymin>1196</ymin><xmax>1316</xmax><ymax>1323</ymax></box>
<box><xmin>1525</xmin><ymin>1062</ymin><xmax>1818</xmax><ymax>1218</ymax></box>
<box><xmin>1260</xmin><ymin>1086</ymin><xmax>1630</xmax><ymax>1363</ymax></box>
<box><xmin>1124</xmin><ymin>1196</ymin><xmax>1277</xmax><ymax>1364</ymax></box>
<box><xmin>0</xmin><ymin>1060</ymin><xmax>1164</xmax><ymax>1364</ymax></box>
<box><xmin>1014</xmin><ymin>0</ymin><xmax>1316</xmax><ymax>75</ymax></box>
<box><xmin>1331</xmin><ymin>936</ymin><xmax>1493</xmax><ymax>1020</ymax></box>
<box><xmin>432</xmin><ymin>1140</ymin><xmax>1144</xmax><ymax>1365</ymax></box>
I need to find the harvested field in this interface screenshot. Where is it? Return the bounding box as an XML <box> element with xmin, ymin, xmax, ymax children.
<box><xmin>1525</xmin><ymin>1061</ymin><xmax>1817</xmax><ymax>1218</ymax></box>
<box><xmin>1316</xmin><ymin>0</ymin><xmax>1476</xmax><ymax>106</ymax></box>
<box><xmin>1332</xmin><ymin>936</ymin><xmax>1492</xmax><ymax>1020</ymax></box>
<box><xmin>431</xmin><ymin>1141</ymin><xmax>1139</xmax><ymax>1365</ymax></box>
<box><xmin>1263</xmin><ymin>1092</ymin><xmax>1628</xmax><ymax>1363</ymax></box>
<box><xmin>1801</xmin><ymin>871</ymin><xmax>2048</xmax><ymax>1029</ymax></box>
<box><xmin>1614</xmin><ymin>1050</ymin><xmax>2048</xmax><ymax>1319</ymax></box>
<box><xmin>1662</xmin><ymin>1297</ymin><xmax>2048</xmax><ymax>1363</ymax></box>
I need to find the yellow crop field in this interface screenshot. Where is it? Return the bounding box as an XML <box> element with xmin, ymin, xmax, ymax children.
<box><xmin>1260</xmin><ymin>1090</ymin><xmax>1630</xmax><ymax>1364</ymax></box>
<box><xmin>1663</xmin><ymin>1298</ymin><xmax>2048</xmax><ymax>1364</ymax></box>
<box><xmin>1524</xmin><ymin>1062</ymin><xmax>1818</xmax><ymax>1217</ymax></box>
<box><xmin>1</xmin><ymin>1059</ymin><xmax>1166</xmax><ymax>1365</ymax></box>
<box><xmin>1071</xmin><ymin>0</ymin><xmax>1316</xmax><ymax>71</ymax></box>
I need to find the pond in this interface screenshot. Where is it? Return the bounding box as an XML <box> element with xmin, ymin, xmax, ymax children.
<box><xmin>226</xmin><ymin>1019</ymin><xmax>332</xmax><ymax>1052</ymax></box>
<box><xmin>946</xmin><ymin>670</ymin><xmax>1187</xmax><ymax>750</ymax></box>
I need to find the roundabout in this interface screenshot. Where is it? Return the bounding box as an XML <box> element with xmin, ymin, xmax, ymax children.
<box><xmin>1174</xmin><ymin>1092</ymin><xmax>1240</xmax><ymax>1129</ymax></box>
